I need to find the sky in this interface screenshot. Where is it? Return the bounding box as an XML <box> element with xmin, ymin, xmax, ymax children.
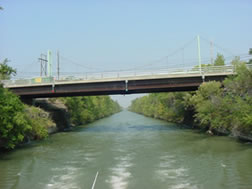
<box><xmin>0</xmin><ymin>0</ymin><xmax>251</xmax><ymax>107</ymax></box>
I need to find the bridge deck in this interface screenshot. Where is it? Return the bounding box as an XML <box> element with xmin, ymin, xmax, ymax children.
<box><xmin>1</xmin><ymin>65</ymin><xmax>242</xmax><ymax>98</ymax></box>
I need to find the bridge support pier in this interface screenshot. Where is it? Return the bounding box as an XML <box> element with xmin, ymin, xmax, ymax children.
<box><xmin>20</xmin><ymin>98</ymin><xmax>34</xmax><ymax>105</ymax></box>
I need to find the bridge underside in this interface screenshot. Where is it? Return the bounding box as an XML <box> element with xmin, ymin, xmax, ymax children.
<box><xmin>8</xmin><ymin>75</ymin><xmax>227</xmax><ymax>99</ymax></box>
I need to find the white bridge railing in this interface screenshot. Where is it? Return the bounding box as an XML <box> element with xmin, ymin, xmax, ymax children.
<box><xmin>1</xmin><ymin>64</ymin><xmax>251</xmax><ymax>88</ymax></box>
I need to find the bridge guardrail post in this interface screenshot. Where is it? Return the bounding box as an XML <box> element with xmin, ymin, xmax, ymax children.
<box><xmin>201</xmin><ymin>67</ymin><xmax>205</xmax><ymax>81</ymax></box>
<box><xmin>125</xmin><ymin>80</ymin><xmax>128</xmax><ymax>92</ymax></box>
<box><xmin>52</xmin><ymin>77</ymin><xmax>55</xmax><ymax>93</ymax></box>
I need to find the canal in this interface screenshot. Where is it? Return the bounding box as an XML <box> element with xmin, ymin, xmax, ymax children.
<box><xmin>0</xmin><ymin>111</ymin><xmax>252</xmax><ymax>189</ymax></box>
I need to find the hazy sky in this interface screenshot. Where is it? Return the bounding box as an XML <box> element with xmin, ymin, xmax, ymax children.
<box><xmin>0</xmin><ymin>0</ymin><xmax>251</xmax><ymax>107</ymax></box>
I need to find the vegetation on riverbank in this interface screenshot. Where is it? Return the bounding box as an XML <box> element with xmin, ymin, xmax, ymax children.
<box><xmin>0</xmin><ymin>59</ymin><xmax>57</xmax><ymax>149</ymax></box>
<box><xmin>0</xmin><ymin>85</ymin><xmax>55</xmax><ymax>149</ymax></box>
<box><xmin>0</xmin><ymin>59</ymin><xmax>121</xmax><ymax>150</ymax></box>
<box><xmin>59</xmin><ymin>96</ymin><xmax>121</xmax><ymax>126</ymax></box>
<box><xmin>130</xmin><ymin>58</ymin><xmax>252</xmax><ymax>141</ymax></box>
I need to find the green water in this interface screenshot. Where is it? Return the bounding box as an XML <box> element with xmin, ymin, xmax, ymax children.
<box><xmin>0</xmin><ymin>111</ymin><xmax>252</xmax><ymax>189</ymax></box>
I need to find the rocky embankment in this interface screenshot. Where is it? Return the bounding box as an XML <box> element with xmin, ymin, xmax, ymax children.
<box><xmin>34</xmin><ymin>98</ymin><xmax>71</xmax><ymax>133</ymax></box>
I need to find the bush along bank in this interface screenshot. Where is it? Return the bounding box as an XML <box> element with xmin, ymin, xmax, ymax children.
<box><xmin>0</xmin><ymin>86</ymin><xmax>56</xmax><ymax>150</ymax></box>
<box><xmin>129</xmin><ymin>63</ymin><xmax>252</xmax><ymax>142</ymax></box>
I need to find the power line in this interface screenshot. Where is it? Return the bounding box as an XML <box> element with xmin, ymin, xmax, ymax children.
<box><xmin>15</xmin><ymin>52</ymin><xmax>251</xmax><ymax>75</ymax></box>
<box><xmin>200</xmin><ymin>36</ymin><xmax>235</xmax><ymax>56</ymax></box>
<box><xmin>57</xmin><ymin>37</ymin><xmax>197</xmax><ymax>72</ymax></box>
<box><xmin>59</xmin><ymin>55</ymin><xmax>103</xmax><ymax>71</ymax></box>
<box><xmin>128</xmin><ymin>37</ymin><xmax>197</xmax><ymax>70</ymax></box>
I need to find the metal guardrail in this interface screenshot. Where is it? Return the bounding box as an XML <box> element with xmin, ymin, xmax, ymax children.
<box><xmin>2</xmin><ymin>64</ymin><xmax>251</xmax><ymax>88</ymax></box>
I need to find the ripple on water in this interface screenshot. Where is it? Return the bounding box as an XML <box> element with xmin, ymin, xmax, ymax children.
<box><xmin>46</xmin><ymin>166</ymin><xmax>80</xmax><ymax>189</ymax></box>
<box><xmin>106</xmin><ymin>154</ymin><xmax>134</xmax><ymax>189</ymax></box>
<box><xmin>106</xmin><ymin>167</ymin><xmax>131</xmax><ymax>189</ymax></box>
<box><xmin>0</xmin><ymin>167</ymin><xmax>21</xmax><ymax>189</ymax></box>
<box><xmin>171</xmin><ymin>183</ymin><xmax>199</xmax><ymax>189</ymax></box>
<box><xmin>155</xmin><ymin>153</ymin><xmax>199</xmax><ymax>189</ymax></box>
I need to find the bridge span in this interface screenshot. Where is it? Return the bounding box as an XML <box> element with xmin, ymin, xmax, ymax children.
<box><xmin>1</xmin><ymin>65</ymin><xmax>238</xmax><ymax>99</ymax></box>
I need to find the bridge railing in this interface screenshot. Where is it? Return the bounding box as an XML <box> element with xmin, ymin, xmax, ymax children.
<box><xmin>2</xmin><ymin>64</ymin><xmax>251</xmax><ymax>87</ymax></box>
<box><xmin>56</xmin><ymin>65</ymin><xmax>236</xmax><ymax>81</ymax></box>
<box><xmin>1</xmin><ymin>77</ymin><xmax>54</xmax><ymax>87</ymax></box>
<box><xmin>58</xmin><ymin>65</ymin><xmax>233</xmax><ymax>78</ymax></box>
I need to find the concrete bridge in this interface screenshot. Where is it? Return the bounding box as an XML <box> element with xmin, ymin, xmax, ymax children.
<box><xmin>1</xmin><ymin>65</ymin><xmax>240</xmax><ymax>99</ymax></box>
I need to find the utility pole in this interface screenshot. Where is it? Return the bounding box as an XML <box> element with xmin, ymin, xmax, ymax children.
<box><xmin>210</xmin><ymin>41</ymin><xmax>214</xmax><ymax>65</ymax></box>
<box><xmin>197</xmin><ymin>35</ymin><xmax>202</xmax><ymax>74</ymax></box>
<box><xmin>38</xmin><ymin>54</ymin><xmax>47</xmax><ymax>77</ymax></box>
<box><xmin>47</xmin><ymin>50</ymin><xmax>52</xmax><ymax>77</ymax></box>
<box><xmin>57</xmin><ymin>51</ymin><xmax>60</xmax><ymax>80</ymax></box>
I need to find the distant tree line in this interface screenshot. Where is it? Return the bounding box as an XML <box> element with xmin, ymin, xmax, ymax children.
<box><xmin>60</xmin><ymin>96</ymin><xmax>121</xmax><ymax>126</ymax></box>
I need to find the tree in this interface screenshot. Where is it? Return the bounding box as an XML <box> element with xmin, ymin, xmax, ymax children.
<box><xmin>224</xmin><ymin>63</ymin><xmax>252</xmax><ymax>97</ymax></box>
<box><xmin>189</xmin><ymin>81</ymin><xmax>228</xmax><ymax>131</ymax></box>
<box><xmin>129</xmin><ymin>92</ymin><xmax>189</xmax><ymax>123</ymax></box>
<box><xmin>231</xmin><ymin>56</ymin><xmax>241</xmax><ymax>65</ymax></box>
<box><xmin>62</xmin><ymin>95</ymin><xmax>121</xmax><ymax>126</ymax></box>
<box><xmin>0</xmin><ymin>87</ymin><xmax>32</xmax><ymax>149</ymax></box>
<box><xmin>214</xmin><ymin>53</ymin><xmax>225</xmax><ymax>66</ymax></box>
<box><xmin>0</xmin><ymin>59</ymin><xmax>16</xmax><ymax>80</ymax></box>
<box><xmin>0</xmin><ymin>60</ymin><xmax>29</xmax><ymax>149</ymax></box>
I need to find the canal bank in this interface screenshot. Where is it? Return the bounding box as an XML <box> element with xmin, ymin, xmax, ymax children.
<box><xmin>0</xmin><ymin>111</ymin><xmax>251</xmax><ymax>189</ymax></box>
<box><xmin>129</xmin><ymin>64</ymin><xmax>252</xmax><ymax>142</ymax></box>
